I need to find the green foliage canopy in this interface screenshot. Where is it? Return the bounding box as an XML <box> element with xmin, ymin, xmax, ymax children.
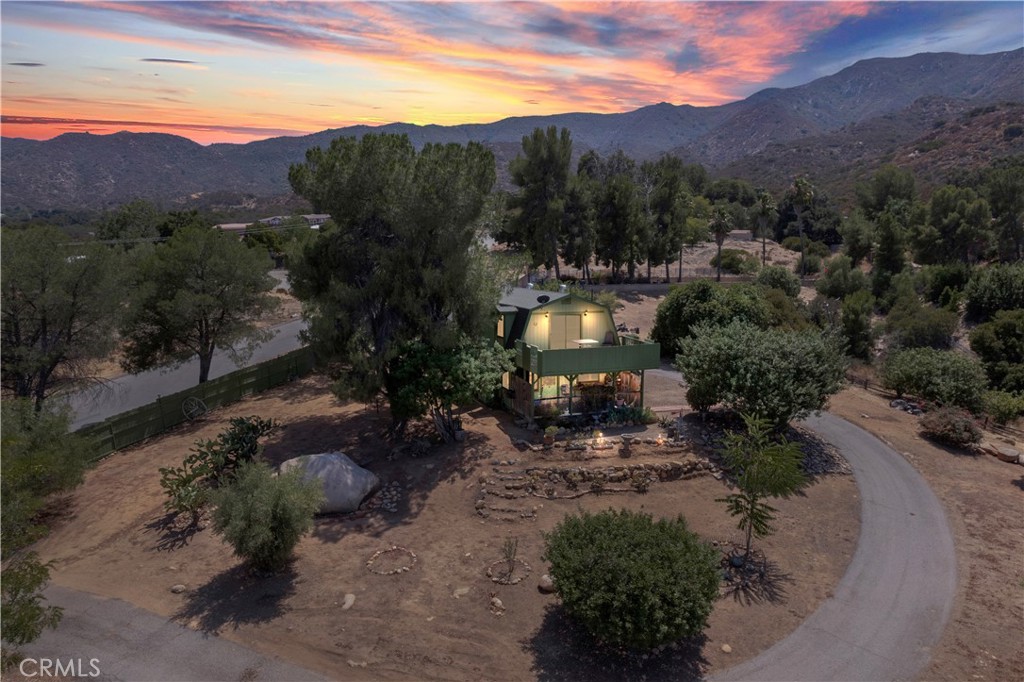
<box><xmin>542</xmin><ymin>509</ymin><xmax>719</xmax><ymax>650</ymax></box>
<box><xmin>651</xmin><ymin>280</ymin><xmax>770</xmax><ymax>356</ymax></box>
<box><xmin>881</xmin><ymin>348</ymin><xmax>987</xmax><ymax>412</ymax></box>
<box><xmin>675</xmin><ymin>321</ymin><xmax>847</xmax><ymax>428</ymax></box>
<box><xmin>969</xmin><ymin>309</ymin><xmax>1024</xmax><ymax>393</ymax></box>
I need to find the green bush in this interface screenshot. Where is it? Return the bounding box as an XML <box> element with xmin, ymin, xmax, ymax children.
<box><xmin>755</xmin><ymin>265</ymin><xmax>801</xmax><ymax>298</ymax></box>
<box><xmin>709</xmin><ymin>248</ymin><xmax>759</xmax><ymax>275</ymax></box>
<box><xmin>763</xmin><ymin>288</ymin><xmax>811</xmax><ymax>331</ymax></box>
<box><xmin>917</xmin><ymin>263</ymin><xmax>973</xmax><ymax>306</ymax></box>
<box><xmin>920</xmin><ymin>408</ymin><xmax>982</xmax><ymax>447</ymax></box>
<box><xmin>1</xmin><ymin>553</ymin><xmax>62</xmax><ymax>670</ymax></box>
<box><xmin>651</xmin><ymin>280</ymin><xmax>770</xmax><ymax>356</ymax></box>
<box><xmin>782</xmin><ymin>237</ymin><xmax>830</xmax><ymax>258</ymax></box>
<box><xmin>841</xmin><ymin>290</ymin><xmax>875</xmax><ymax>360</ymax></box>
<box><xmin>816</xmin><ymin>255</ymin><xmax>870</xmax><ymax>300</ymax></box>
<box><xmin>794</xmin><ymin>254</ymin><xmax>822</xmax><ymax>275</ymax></box>
<box><xmin>676</xmin><ymin>321</ymin><xmax>847</xmax><ymax>428</ymax></box>
<box><xmin>542</xmin><ymin>509</ymin><xmax>719</xmax><ymax>650</ymax></box>
<box><xmin>885</xmin><ymin>303</ymin><xmax>958</xmax><ymax>350</ymax></box>
<box><xmin>212</xmin><ymin>461</ymin><xmax>324</xmax><ymax>572</ymax></box>
<box><xmin>965</xmin><ymin>263</ymin><xmax>1024</xmax><ymax>322</ymax></box>
<box><xmin>969</xmin><ymin>309</ymin><xmax>1024</xmax><ymax>393</ymax></box>
<box><xmin>881</xmin><ymin>349</ymin><xmax>987</xmax><ymax>412</ymax></box>
<box><xmin>983</xmin><ymin>390</ymin><xmax>1024</xmax><ymax>426</ymax></box>
<box><xmin>1</xmin><ymin>401</ymin><xmax>96</xmax><ymax>555</ymax></box>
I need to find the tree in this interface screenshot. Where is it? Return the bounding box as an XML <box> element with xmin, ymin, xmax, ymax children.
<box><xmin>542</xmin><ymin>509</ymin><xmax>719</xmax><ymax>650</ymax></box>
<box><xmin>708</xmin><ymin>205</ymin><xmax>733</xmax><ymax>282</ymax></box>
<box><xmin>754</xmin><ymin>189</ymin><xmax>778</xmax><ymax>266</ymax></box>
<box><xmin>881</xmin><ymin>348</ymin><xmax>987</xmax><ymax>412</ymax></box>
<box><xmin>838</xmin><ymin>211</ymin><xmax>875</xmax><ymax>266</ymax></box>
<box><xmin>871</xmin><ymin>203</ymin><xmax>911</xmax><ymax>298</ymax></box>
<box><xmin>678</xmin><ymin>195</ymin><xmax>710</xmax><ymax>281</ymax></box>
<box><xmin>1</xmin><ymin>226</ymin><xmax>123</xmax><ymax>410</ymax></box>
<box><xmin>120</xmin><ymin>225</ymin><xmax>277</xmax><ymax>384</ymax></box>
<box><xmin>717</xmin><ymin>415</ymin><xmax>807</xmax><ymax>564</ymax></box>
<box><xmin>388</xmin><ymin>339</ymin><xmax>513</xmax><ymax>441</ymax></box>
<box><xmin>211</xmin><ymin>461</ymin><xmax>324</xmax><ymax>572</ymax></box>
<box><xmin>790</xmin><ymin>177</ymin><xmax>815</xmax><ymax>277</ymax></box>
<box><xmin>642</xmin><ymin>156</ymin><xmax>690</xmax><ymax>282</ymax></box>
<box><xmin>840</xmin><ymin>290</ymin><xmax>876</xmax><ymax>360</ymax></box>
<box><xmin>1</xmin><ymin>553</ymin><xmax>62</xmax><ymax>670</ymax></box>
<box><xmin>508</xmin><ymin>127</ymin><xmax>573</xmax><ymax>279</ymax></box>
<box><xmin>984</xmin><ymin>166</ymin><xmax>1024</xmax><ymax>261</ymax></box>
<box><xmin>559</xmin><ymin>174</ymin><xmax>598</xmax><ymax>283</ymax></box>
<box><xmin>95</xmin><ymin>199</ymin><xmax>162</xmax><ymax>242</ymax></box>
<box><xmin>288</xmin><ymin>134</ymin><xmax>498</xmax><ymax>417</ymax></box>
<box><xmin>885</xmin><ymin>299</ymin><xmax>958</xmax><ymax>350</ymax></box>
<box><xmin>913</xmin><ymin>186</ymin><xmax>993</xmax><ymax>264</ymax></box>
<box><xmin>594</xmin><ymin>168</ymin><xmax>646</xmax><ymax>281</ymax></box>
<box><xmin>651</xmin><ymin>280</ymin><xmax>770</xmax><ymax>356</ymax></box>
<box><xmin>970</xmin><ymin>310</ymin><xmax>1024</xmax><ymax>393</ymax></box>
<box><xmin>855</xmin><ymin>164</ymin><xmax>916</xmax><ymax>220</ymax></box>
<box><xmin>675</xmin><ymin>321</ymin><xmax>846</xmax><ymax>428</ymax></box>
<box><xmin>1</xmin><ymin>400</ymin><xmax>97</xmax><ymax>555</ymax></box>
<box><xmin>964</xmin><ymin>262</ymin><xmax>1024</xmax><ymax>322</ymax></box>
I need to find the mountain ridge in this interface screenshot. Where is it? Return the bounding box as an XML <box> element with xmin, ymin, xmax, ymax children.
<box><xmin>2</xmin><ymin>48</ymin><xmax>1021</xmax><ymax>213</ymax></box>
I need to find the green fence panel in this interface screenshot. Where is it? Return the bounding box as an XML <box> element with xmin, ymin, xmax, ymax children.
<box><xmin>77</xmin><ymin>347</ymin><xmax>315</xmax><ymax>459</ymax></box>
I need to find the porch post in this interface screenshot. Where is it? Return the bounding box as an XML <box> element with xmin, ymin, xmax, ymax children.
<box><xmin>639</xmin><ymin>370</ymin><xmax>646</xmax><ymax>408</ymax></box>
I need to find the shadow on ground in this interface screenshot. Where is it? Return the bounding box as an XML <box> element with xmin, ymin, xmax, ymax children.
<box><xmin>143</xmin><ymin>511</ymin><xmax>204</xmax><ymax>552</ymax></box>
<box><xmin>524</xmin><ymin>606</ymin><xmax>707</xmax><ymax>682</ymax></box>
<box><xmin>175</xmin><ymin>563</ymin><xmax>297</xmax><ymax>633</ymax></box>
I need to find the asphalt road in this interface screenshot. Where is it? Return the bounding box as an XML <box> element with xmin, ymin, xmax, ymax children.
<box><xmin>65</xmin><ymin>319</ymin><xmax>307</xmax><ymax>430</ymax></box>
<box><xmin>713</xmin><ymin>411</ymin><xmax>957</xmax><ymax>682</ymax></box>
<box><xmin>19</xmin><ymin>586</ymin><xmax>324</xmax><ymax>682</ymax></box>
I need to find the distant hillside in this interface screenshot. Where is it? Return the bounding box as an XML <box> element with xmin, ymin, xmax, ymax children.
<box><xmin>2</xmin><ymin>49</ymin><xmax>1021</xmax><ymax>214</ymax></box>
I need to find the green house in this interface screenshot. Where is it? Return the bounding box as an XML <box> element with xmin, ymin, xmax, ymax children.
<box><xmin>495</xmin><ymin>286</ymin><xmax>661</xmax><ymax>421</ymax></box>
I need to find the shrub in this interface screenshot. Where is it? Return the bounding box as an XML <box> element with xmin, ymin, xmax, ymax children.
<box><xmin>1</xmin><ymin>553</ymin><xmax>62</xmax><ymax>669</ymax></box>
<box><xmin>969</xmin><ymin>309</ymin><xmax>1024</xmax><ymax>393</ymax></box>
<box><xmin>885</xmin><ymin>303</ymin><xmax>958</xmax><ymax>350</ymax></box>
<box><xmin>920</xmin><ymin>408</ymin><xmax>981</xmax><ymax>447</ymax></box>
<box><xmin>965</xmin><ymin>262</ymin><xmax>1024</xmax><ymax>322</ymax></box>
<box><xmin>841</xmin><ymin>290</ymin><xmax>875</xmax><ymax>360</ymax></box>
<box><xmin>651</xmin><ymin>280</ymin><xmax>770</xmax><ymax>356</ymax></box>
<box><xmin>816</xmin><ymin>255</ymin><xmax>870</xmax><ymax>300</ymax></box>
<box><xmin>709</xmin><ymin>248</ymin><xmax>759</xmax><ymax>275</ymax></box>
<box><xmin>983</xmin><ymin>390</ymin><xmax>1024</xmax><ymax>426</ymax></box>
<box><xmin>211</xmin><ymin>461</ymin><xmax>324</xmax><ymax>572</ymax></box>
<box><xmin>676</xmin><ymin>321</ymin><xmax>847</xmax><ymax>428</ymax></box>
<box><xmin>794</xmin><ymin>253</ymin><xmax>822</xmax><ymax>275</ymax></box>
<box><xmin>543</xmin><ymin>509</ymin><xmax>719</xmax><ymax>649</ymax></box>
<box><xmin>917</xmin><ymin>263</ymin><xmax>973</xmax><ymax>306</ymax></box>
<box><xmin>1</xmin><ymin>401</ymin><xmax>96</xmax><ymax>555</ymax></box>
<box><xmin>881</xmin><ymin>349</ymin><xmax>987</xmax><ymax>412</ymax></box>
<box><xmin>755</xmin><ymin>265</ymin><xmax>801</xmax><ymax>298</ymax></box>
<box><xmin>782</xmin><ymin>237</ymin><xmax>830</xmax><ymax>258</ymax></box>
<box><xmin>763</xmin><ymin>288</ymin><xmax>811</xmax><ymax>331</ymax></box>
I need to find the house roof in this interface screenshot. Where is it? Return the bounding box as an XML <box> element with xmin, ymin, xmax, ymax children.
<box><xmin>497</xmin><ymin>287</ymin><xmax>569</xmax><ymax>312</ymax></box>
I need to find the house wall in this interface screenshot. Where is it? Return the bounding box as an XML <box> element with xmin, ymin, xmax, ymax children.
<box><xmin>522</xmin><ymin>298</ymin><xmax>616</xmax><ymax>350</ymax></box>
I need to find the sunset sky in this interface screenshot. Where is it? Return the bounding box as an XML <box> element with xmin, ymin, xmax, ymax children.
<box><xmin>2</xmin><ymin>1</ymin><xmax>1021</xmax><ymax>145</ymax></box>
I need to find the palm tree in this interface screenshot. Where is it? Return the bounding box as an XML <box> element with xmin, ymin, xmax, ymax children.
<box><xmin>709</xmin><ymin>206</ymin><xmax>733</xmax><ymax>282</ymax></box>
<box><xmin>754</xmin><ymin>189</ymin><xmax>777</xmax><ymax>267</ymax></box>
<box><xmin>791</xmin><ymin>177</ymin><xmax>815</xmax><ymax>277</ymax></box>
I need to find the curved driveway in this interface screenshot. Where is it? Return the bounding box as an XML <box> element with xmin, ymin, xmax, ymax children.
<box><xmin>714</xmin><ymin>412</ymin><xmax>957</xmax><ymax>682</ymax></box>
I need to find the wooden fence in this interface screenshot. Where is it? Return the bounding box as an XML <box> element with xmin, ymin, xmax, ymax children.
<box><xmin>76</xmin><ymin>347</ymin><xmax>314</xmax><ymax>460</ymax></box>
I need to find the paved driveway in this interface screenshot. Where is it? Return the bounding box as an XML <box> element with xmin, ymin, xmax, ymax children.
<box><xmin>713</xmin><ymin>412</ymin><xmax>957</xmax><ymax>681</ymax></box>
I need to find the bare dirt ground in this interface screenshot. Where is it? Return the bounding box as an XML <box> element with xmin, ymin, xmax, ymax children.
<box><xmin>829</xmin><ymin>386</ymin><xmax>1024</xmax><ymax>682</ymax></box>
<box><xmin>35</xmin><ymin>373</ymin><xmax>859</xmax><ymax>681</ymax></box>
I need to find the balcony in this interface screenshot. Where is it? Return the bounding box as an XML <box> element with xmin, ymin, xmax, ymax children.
<box><xmin>513</xmin><ymin>335</ymin><xmax>661</xmax><ymax>377</ymax></box>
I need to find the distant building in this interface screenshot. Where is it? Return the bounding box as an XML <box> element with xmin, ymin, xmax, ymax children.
<box><xmin>301</xmin><ymin>214</ymin><xmax>331</xmax><ymax>227</ymax></box>
<box><xmin>214</xmin><ymin>223</ymin><xmax>249</xmax><ymax>234</ymax></box>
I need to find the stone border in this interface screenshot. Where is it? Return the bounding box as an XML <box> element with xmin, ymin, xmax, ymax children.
<box><xmin>366</xmin><ymin>545</ymin><xmax>418</xmax><ymax>575</ymax></box>
<box><xmin>486</xmin><ymin>558</ymin><xmax>532</xmax><ymax>585</ymax></box>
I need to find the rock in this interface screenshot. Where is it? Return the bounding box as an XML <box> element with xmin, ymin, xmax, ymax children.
<box><xmin>538</xmin><ymin>574</ymin><xmax>556</xmax><ymax>593</ymax></box>
<box><xmin>453</xmin><ymin>587</ymin><xmax>470</xmax><ymax>599</ymax></box>
<box><xmin>490</xmin><ymin>596</ymin><xmax>504</xmax><ymax>610</ymax></box>
<box><xmin>170</xmin><ymin>584</ymin><xmax>187</xmax><ymax>594</ymax></box>
<box><xmin>279</xmin><ymin>452</ymin><xmax>381</xmax><ymax>514</ymax></box>
<box><xmin>341</xmin><ymin>593</ymin><xmax>356</xmax><ymax>610</ymax></box>
<box><xmin>721</xmin><ymin>644</ymin><xmax>732</xmax><ymax>654</ymax></box>
<box><xmin>995</xmin><ymin>445</ymin><xmax>1021</xmax><ymax>463</ymax></box>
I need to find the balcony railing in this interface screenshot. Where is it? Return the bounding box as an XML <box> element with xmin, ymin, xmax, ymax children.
<box><xmin>514</xmin><ymin>338</ymin><xmax>660</xmax><ymax>377</ymax></box>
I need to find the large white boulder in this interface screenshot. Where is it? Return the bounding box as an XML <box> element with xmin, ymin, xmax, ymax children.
<box><xmin>279</xmin><ymin>452</ymin><xmax>380</xmax><ymax>514</ymax></box>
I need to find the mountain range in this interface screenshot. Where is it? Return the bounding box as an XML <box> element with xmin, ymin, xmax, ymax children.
<box><xmin>2</xmin><ymin>48</ymin><xmax>1021</xmax><ymax>214</ymax></box>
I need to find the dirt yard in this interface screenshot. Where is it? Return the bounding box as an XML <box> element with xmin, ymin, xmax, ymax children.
<box><xmin>35</xmin><ymin>373</ymin><xmax>859</xmax><ymax>681</ymax></box>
